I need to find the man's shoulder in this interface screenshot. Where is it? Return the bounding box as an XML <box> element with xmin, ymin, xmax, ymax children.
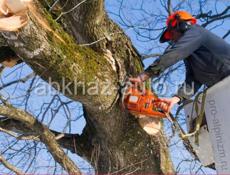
<box><xmin>189</xmin><ymin>24</ymin><xmax>206</xmax><ymax>33</ymax></box>
<box><xmin>190</xmin><ymin>24</ymin><xmax>215</xmax><ymax>37</ymax></box>
<box><xmin>178</xmin><ymin>24</ymin><xmax>206</xmax><ymax>43</ymax></box>
<box><xmin>185</xmin><ymin>24</ymin><xmax>208</xmax><ymax>41</ymax></box>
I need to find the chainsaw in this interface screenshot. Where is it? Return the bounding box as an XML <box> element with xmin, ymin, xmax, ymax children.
<box><xmin>121</xmin><ymin>81</ymin><xmax>198</xmax><ymax>158</ymax></box>
<box><xmin>122</xmin><ymin>83</ymin><xmax>169</xmax><ymax>118</ymax></box>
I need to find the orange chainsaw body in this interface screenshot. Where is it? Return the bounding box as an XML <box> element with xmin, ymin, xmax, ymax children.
<box><xmin>124</xmin><ymin>86</ymin><xmax>168</xmax><ymax>118</ymax></box>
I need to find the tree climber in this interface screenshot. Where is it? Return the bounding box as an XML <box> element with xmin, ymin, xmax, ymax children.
<box><xmin>129</xmin><ymin>11</ymin><xmax>230</xmax><ymax>112</ymax></box>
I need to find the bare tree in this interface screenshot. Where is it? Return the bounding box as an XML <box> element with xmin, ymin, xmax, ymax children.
<box><xmin>0</xmin><ymin>0</ymin><xmax>229</xmax><ymax>174</ymax></box>
<box><xmin>0</xmin><ymin>0</ymin><xmax>173</xmax><ymax>174</ymax></box>
<box><xmin>107</xmin><ymin>0</ymin><xmax>230</xmax><ymax>173</ymax></box>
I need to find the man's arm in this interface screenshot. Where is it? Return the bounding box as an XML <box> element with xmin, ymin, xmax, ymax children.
<box><xmin>129</xmin><ymin>26</ymin><xmax>205</xmax><ymax>112</ymax></box>
<box><xmin>137</xmin><ymin>26</ymin><xmax>204</xmax><ymax>81</ymax></box>
<box><xmin>149</xmin><ymin>60</ymin><xmax>202</xmax><ymax>112</ymax></box>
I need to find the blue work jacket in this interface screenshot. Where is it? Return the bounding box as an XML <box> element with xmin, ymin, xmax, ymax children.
<box><xmin>145</xmin><ymin>25</ymin><xmax>230</xmax><ymax>100</ymax></box>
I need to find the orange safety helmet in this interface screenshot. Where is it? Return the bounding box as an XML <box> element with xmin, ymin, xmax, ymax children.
<box><xmin>160</xmin><ymin>11</ymin><xmax>197</xmax><ymax>43</ymax></box>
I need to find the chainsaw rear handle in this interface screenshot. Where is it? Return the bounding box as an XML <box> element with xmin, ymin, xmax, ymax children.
<box><xmin>153</xmin><ymin>99</ymin><xmax>170</xmax><ymax>113</ymax></box>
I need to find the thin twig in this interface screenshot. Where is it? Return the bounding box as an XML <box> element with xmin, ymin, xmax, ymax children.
<box><xmin>167</xmin><ymin>0</ymin><xmax>173</xmax><ymax>15</ymax></box>
<box><xmin>141</xmin><ymin>53</ymin><xmax>162</xmax><ymax>60</ymax></box>
<box><xmin>0</xmin><ymin>73</ymin><xmax>35</xmax><ymax>90</ymax></box>
<box><xmin>0</xmin><ymin>127</ymin><xmax>40</xmax><ymax>141</ymax></box>
<box><xmin>49</xmin><ymin>0</ymin><xmax>60</xmax><ymax>12</ymax></box>
<box><xmin>55</xmin><ymin>0</ymin><xmax>87</xmax><ymax>21</ymax></box>
<box><xmin>223</xmin><ymin>30</ymin><xmax>230</xmax><ymax>39</ymax></box>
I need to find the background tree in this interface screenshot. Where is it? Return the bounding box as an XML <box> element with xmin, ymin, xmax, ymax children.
<box><xmin>0</xmin><ymin>0</ymin><xmax>229</xmax><ymax>174</ymax></box>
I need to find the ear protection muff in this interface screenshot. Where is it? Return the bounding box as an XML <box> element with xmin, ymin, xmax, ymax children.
<box><xmin>174</xmin><ymin>14</ymin><xmax>191</xmax><ymax>33</ymax></box>
<box><xmin>177</xmin><ymin>21</ymin><xmax>191</xmax><ymax>33</ymax></box>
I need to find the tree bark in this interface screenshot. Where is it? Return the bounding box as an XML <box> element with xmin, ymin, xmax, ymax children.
<box><xmin>0</xmin><ymin>0</ymin><xmax>174</xmax><ymax>173</ymax></box>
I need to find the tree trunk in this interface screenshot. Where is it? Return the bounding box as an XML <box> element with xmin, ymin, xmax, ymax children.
<box><xmin>0</xmin><ymin>0</ymin><xmax>174</xmax><ymax>173</ymax></box>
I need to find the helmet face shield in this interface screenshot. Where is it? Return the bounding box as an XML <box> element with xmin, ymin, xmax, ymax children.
<box><xmin>160</xmin><ymin>20</ymin><xmax>177</xmax><ymax>43</ymax></box>
<box><xmin>160</xmin><ymin>29</ymin><xmax>172</xmax><ymax>43</ymax></box>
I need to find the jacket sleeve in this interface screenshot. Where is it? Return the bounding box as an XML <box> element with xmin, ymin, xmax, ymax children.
<box><xmin>176</xmin><ymin>59</ymin><xmax>202</xmax><ymax>101</ymax></box>
<box><xmin>145</xmin><ymin>26</ymin><xmax>204</xmax><ymax>78</ymax></box>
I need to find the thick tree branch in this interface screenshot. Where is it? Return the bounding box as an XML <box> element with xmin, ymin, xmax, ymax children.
<box><xmin>80</xmin><ymin>0</ymin><xmax>105</xmax><ymax>24</ymax></box>
<box><xmin>0</xmin><ymin>105</ymin><xmax>81</xmax><ymax>174</ymax></box>
<box><xmin>0</xmin><ymin>0</ymin><xmax>174</xmax><ymax>173</ymax></box>
<box><xmin>58</xmin><ymin>0</ymin><xmax>142</xmax><ymax>72</ymax></box>
<box><xmin>57</xmin><ymin>0</ymin><xmax>105</xmax><ymax>45</ymax></box>
<box><xmin>0</xmin><ymin>117</ymin><xmax>93</xmax><ymax>159</ymax></box>
<box><xmin>0</xmin><ymin>154</ymin><xmax>25</xmax><ymax>175</ymax></box>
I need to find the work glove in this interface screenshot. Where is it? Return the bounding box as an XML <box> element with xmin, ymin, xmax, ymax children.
<box><xmin>156</xmin><ymin>97</ymin><xmax>181</xmax><ymax>113</ymax></box>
